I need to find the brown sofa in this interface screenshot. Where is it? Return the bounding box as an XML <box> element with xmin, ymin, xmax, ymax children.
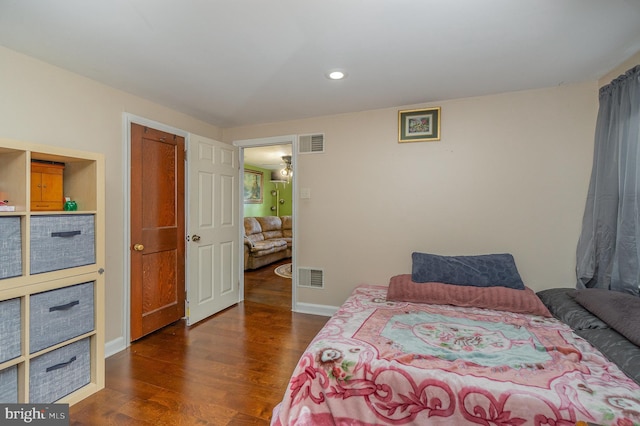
<box><xmin>243</xmin><ymin>216</ymin><xmax>292</xmax><ymax>270</ymax></box>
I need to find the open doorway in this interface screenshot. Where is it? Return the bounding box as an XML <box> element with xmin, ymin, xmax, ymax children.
<box><xmin>237</xmin><ymin>138</ymin><xmax>296</xmax><ymax>310</ymax></box>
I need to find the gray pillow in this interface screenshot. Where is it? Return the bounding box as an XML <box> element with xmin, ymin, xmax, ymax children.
<box><xmin>411</xmin><ymin>252</ymin><xmax>525</xmax><ymax>290</ymax></box>
<box><xmin>536</xmin><ymin>288</ymin><xmax>608</xmax><ymax>330</ymax></box>
<box><xmin>572</xmin><ymin>288</ymin><xmax>640</xmax><ymax>347</ymax></box>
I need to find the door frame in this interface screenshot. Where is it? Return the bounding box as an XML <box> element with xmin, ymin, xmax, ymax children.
<box><xmin>120</xmin><ymin>113</ymin><xmax>189</xmax><ymax>349</ymax></box>
<box><xmin>233</xmin><ymin>135</ymin><xmax>298</xmax><ymax>311</ymax></box>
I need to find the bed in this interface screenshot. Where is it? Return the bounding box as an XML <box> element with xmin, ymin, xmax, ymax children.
<box><xmin>271</xmin><ymin>253</ymin><xmax>640</xmax><ymax>425</ymax></box>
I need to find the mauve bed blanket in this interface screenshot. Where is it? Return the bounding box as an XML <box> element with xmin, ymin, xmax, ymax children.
<box><xmin>272</xmin><ymin>285</ymin><xmax>640</xmax><ymax>425</ymax></box>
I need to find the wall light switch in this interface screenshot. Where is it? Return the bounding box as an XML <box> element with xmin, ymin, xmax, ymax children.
<box><xmin>300</xmin><ymin>188</ymin><xmax>311</xmax><ymax>199</ymax></box>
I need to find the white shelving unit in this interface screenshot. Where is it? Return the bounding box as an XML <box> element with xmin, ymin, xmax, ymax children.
<box><xmin>0</xmin><ymin>138</ymin><xmax>105</xmax><ymax>405</ymax></box>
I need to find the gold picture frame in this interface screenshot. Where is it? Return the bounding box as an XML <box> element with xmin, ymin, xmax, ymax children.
<box><xmin>398</xmin><ymin>107</ymin><xmax>441</xmax><ymax>143</ymax></box>
<box><xmin>243</xmin><ymin>170</ymin><xmax>263</xmax><ymax>204</ymax></box>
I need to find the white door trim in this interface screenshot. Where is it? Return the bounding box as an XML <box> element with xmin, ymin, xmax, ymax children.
<box><xmin>233</xmin><ymin>135</ymin><xmax>298</xmax><ymax>312</ymax></box>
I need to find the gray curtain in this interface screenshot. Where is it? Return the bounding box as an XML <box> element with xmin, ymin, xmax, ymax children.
<box><xmin>576</xmin><ymin>65</ymin><xmax>640</xmax><ymax>296</ymax></box>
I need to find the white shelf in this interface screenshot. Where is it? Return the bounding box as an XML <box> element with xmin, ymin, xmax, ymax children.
<box><xmin>0</xmin><ymin>138</ymin><xmax>105</xmax><ymax>405</ymax></box>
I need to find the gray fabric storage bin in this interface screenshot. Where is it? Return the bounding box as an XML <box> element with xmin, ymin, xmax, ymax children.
<box><xmin>0</xmin><ymin>216</ymin><xmax>22</xmax><ymax>279</ymax></box>
<box><xmin>30</xmin><ymin>282</ymin><xmax>94</xmax><ymax>354</ymax></box>
<box><xmin>29</xmin><ymin>338</ymin><xmax>90</xmax><ymax>403</ymax></box>
<box><xmin>30</xmin><ymin>215</ymin><xmax>95</xmax><ymax>274</ymax></box>
<box><xmin>0</xmin><ymin>365</ymin><xmax>18</xmax><ymax>403</ymax></box>
<box><xmin>0</xmin><ymin>298</ymin><xmax>21</xmax><ymax>363</ymax></box>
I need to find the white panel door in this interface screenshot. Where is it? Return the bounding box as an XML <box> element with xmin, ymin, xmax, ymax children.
<box><xmin>186</xmin><ymin>134</ymin><xmax>239</xmax><ymax>325</ymax></box>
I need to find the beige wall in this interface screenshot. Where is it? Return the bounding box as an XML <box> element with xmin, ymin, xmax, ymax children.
<box><xmin>224</xmin><ymin>82</ymin><xmax>599</xmax><ymax>306</ymax></box>
<box><xmin>1</xmin><ymin>41</ymin><xmax>612</xmax><ymax>348</ymax></box>
<box><xmin>599</xmin><ymin>51</ymin><xmax>640</xmax><ymax>87</ymax></box>
<box><xmin>0</xmin><ymin>46</ymin><xmax>222</xmax><ymax>346</ymax></box>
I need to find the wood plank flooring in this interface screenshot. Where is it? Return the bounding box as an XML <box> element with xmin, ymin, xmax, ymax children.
<box><xmin>243</xmin><ymin>259</ymin><xmax>293</xmax><ymax>309</ymax></box>
<box><xmin>70</xmin><ymin>259</ymin><xmax>328</xmax><ymax>425</ymax></box>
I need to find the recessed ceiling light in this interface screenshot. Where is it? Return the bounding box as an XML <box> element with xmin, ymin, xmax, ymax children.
<box><xmin>326</xmin><ymin>70</ymin><xmax>347</xmax><ymax>80</ymax></box>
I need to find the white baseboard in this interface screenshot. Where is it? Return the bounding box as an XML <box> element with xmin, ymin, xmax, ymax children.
<box><xmin>105</xmin><ymin>336</ymin><xmax>127</xmax><ymax>358</ymax></box>
<box><xmin>294</xmin><ymin>302</ymin><xmax>338</xmax><ymax>317</ymax></box>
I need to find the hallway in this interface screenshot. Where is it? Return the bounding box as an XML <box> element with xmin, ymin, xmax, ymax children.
<box><xmin>243</xmin><ymin>258</ymin><xmax>292</xmax><ymax>309</ymax></box>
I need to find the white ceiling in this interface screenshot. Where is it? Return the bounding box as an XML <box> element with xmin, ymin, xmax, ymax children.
<box><xmin>244</xmin><ymin>144</ymin><xmax>292</xmax><ymax>171</ymax></box>
<box><xmin>1</xmin><ymin>1</ymin><xmax>640</xmax><ymax>130</ymax></box>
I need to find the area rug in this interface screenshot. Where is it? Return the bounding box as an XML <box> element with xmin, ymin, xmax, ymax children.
<box><xmin>274</xmin><ymin>263</ymin><xmax>292</xmax><ymax>279</ymax></box>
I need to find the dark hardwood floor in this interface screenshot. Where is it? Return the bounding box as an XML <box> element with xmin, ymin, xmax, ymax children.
<box><xmin>70</xmin><ymin>259</ymin><xmax>328</xmax><ymax>425</ymax></box>
<box><xmin>243</xmin><ymin>259</ymin><xmax>292</xmax><ymax>309</ymax></box>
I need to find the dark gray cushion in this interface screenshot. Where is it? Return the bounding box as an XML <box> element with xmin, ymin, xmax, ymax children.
<box><xmin>536</xmin><ymin>288</ymin><xmax>608</xmax><ymax>330</ymax></box>
<box><xmin>576</xmin><ymin>328</ymin><xmax>640</xmax><ymax>385</ymax></box>
<box><xmin>411</xmin><ymin>252</ymin><xmax>525</xmax><ymax>289</ymax></box>
<box><xmin>572</xmin><ymin>288</ymin><xmax>640</xmax><ymax>347</ymax></box>
<box><xmin>537</xmin><ymin>287</ymin><xmax>640</xmax><ymax>385</ymax></box>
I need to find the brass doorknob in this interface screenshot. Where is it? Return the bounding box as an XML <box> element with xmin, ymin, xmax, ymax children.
<box><xmin>133</xmin><ymin>243</ymin><xmax>144</xmax><ymax>251</ymax></box>
<box><xmin>192</xmin><ymin>235</ymin><xmax>201</xmax><ymax>242</ymax></box>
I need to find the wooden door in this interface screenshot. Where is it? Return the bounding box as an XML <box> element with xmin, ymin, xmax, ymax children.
<box><xmin>30</xmin><ymin>171</ymin><xmax>42</xmax><ymax>202</ymax></box>
<box><xmin>41</xmin><ymin>170</ymin><xmax>63</xmax><ymax>202</ymax></box>
<box><xmin>130</xmin><ymin>123</ymin><xmax>185</xmax><ymax>341</ymax></box>
<box><xmin>186</xmin><ymin>134</ymin><xmax>239</xmax><ymax>325</ymax></box>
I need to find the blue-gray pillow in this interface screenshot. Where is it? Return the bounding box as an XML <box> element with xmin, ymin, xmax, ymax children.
<box><xmin>411</xmin><ymin>252</ymin><xmax>525</xmax><ymax>290</ymax></box>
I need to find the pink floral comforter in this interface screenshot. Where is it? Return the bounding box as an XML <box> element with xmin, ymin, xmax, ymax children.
<box><xmin>272</xmin><ymin>285</ymin><xmax>640</xmax><ymax>425</ymax></box>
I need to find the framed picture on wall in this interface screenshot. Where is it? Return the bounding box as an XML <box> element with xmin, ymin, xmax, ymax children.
<box><xmin>244</xmin><ymin>170</ymin><xmax>263</xmax><ymax>204</ymax></box>
<box><xmin>398</xmin><ymin>107</ymin><xmax>441</xmax><ymax>143</ymax></box>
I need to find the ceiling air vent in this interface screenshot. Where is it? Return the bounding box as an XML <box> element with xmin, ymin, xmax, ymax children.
<box><xmin>299</xmin><ymin>133</ymin><xmax>324</xmax><ymax>154</ymax></box>
<box><xmin>298</xmin><ymin>268</ymin><xmax>324</xmax><ymax>289</ymax></box>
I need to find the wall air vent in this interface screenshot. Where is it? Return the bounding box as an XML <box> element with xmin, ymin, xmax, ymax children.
<box><xmin>299</xmin><ymin>133</ymin><xmax>324</xmax><ymax>154</ymax></box>
<box><xmin>298</xmin><ymin>268</ymin><xmax>324</xmax><ymax>289</ymax></box>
